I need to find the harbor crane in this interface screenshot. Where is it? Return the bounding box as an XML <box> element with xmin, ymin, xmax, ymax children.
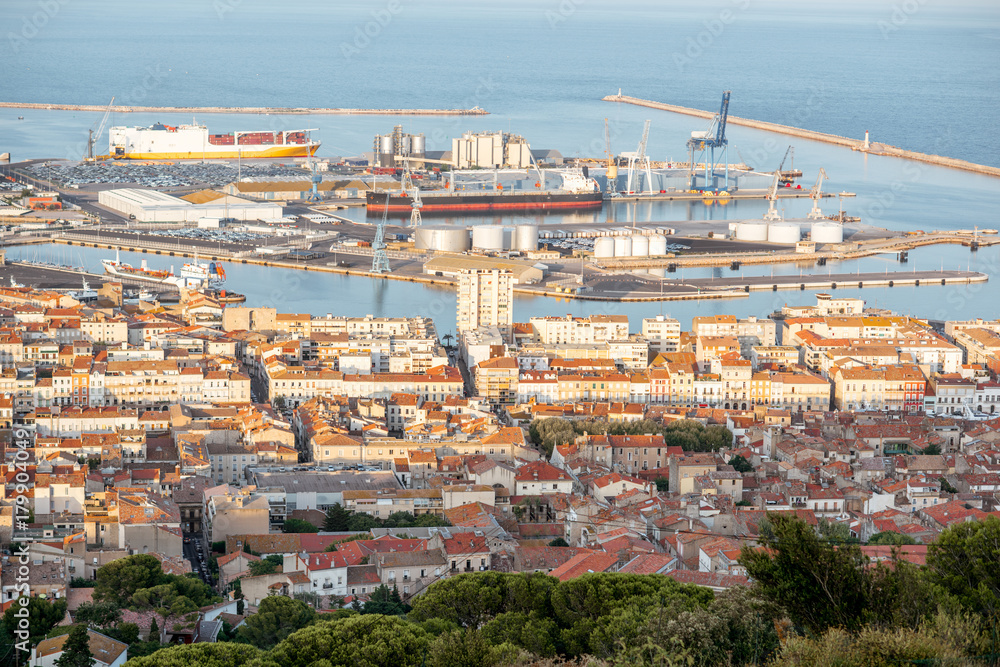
<box><xmin>763</xmin><ymin>169</ymin><xmax>783</xmax><ymax>221</ymax></box>
<box><xmin>304</xmin><ymin>154</ymin><xmax>322</xmax><ymax>202</ymax></box>
<box><xmin>604</xmin><ymin>118</ymin><xmax>619</xmax><ymax>196</ymax></box>
<box><xmin>625</xmin><ymin>119</ymin><xmax>652</xmax><ymax>194</ymax></box>
<box><xmin>371</xmin><ymin>196</ymin><xmax>391</xmax><ymax>274</ymax></box>
<box><xmin>686</xmin><ymin>90</ymin><xmax>731</xmax><ymax>191</ymax></box>
<box><xmin>86</xmin><ymin>96</ymin><xmax>115</xmax><ymax>161</ymax></box>
<box><xmin>807</xmin><ymin>168</ymin><xmax>829</xmax><ymax>220</ymax></box>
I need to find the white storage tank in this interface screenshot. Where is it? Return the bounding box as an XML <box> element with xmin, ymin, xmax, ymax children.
<box><xmin>472</xmin><ymin>225</ymin><xmax>506</xmax><ymax>250</ymax></box>
<box><xmin>630</xmin><ymin>234</ymin><xmax>649</xmax><ymax>257</ymax></box>
<box><xmin>648</xmin><ymin>234</ymin><xmax>668</xmax><ymax>256</ymax></box>
<box><xmin>415</xmin><ymin>225</ymin><xmax>470</xmax><ymax>252</ymax></box>
<box><xmin>811</xmin><ymin>221</ymin><xmax>844</xmax><ymax>244</ymax></box>
<box><xmin>594</xmin><ymin>237</ymin><xmax>615</xmax><ymax>258</ymax></box>
<box><xmin>513</xmin><ymin>224</ymin><xmax>539</xmax><ymax>251</ymax></box>
<box><xmin>410</xmin><ymin>134</ymin><xmax>425</xmax><ymax>155</ymax></box>
<box><xmin>378</xmin><ymin>135</ymin><xmax>393</xmax><ymax>154</ymax></box>
<box><xmin>735</xmin><ymin>221</ymin><xmax>770</xmax><ymax>242</ymax></box>
<box><xmin>767</xmin><ymin>222</ymin><xmax>802</xmax><ymax>245</ymax></box>
<box><xmin>614</xmin><ymin>236</ymin><xmax>633</xmax><ymax>257</ymax></box>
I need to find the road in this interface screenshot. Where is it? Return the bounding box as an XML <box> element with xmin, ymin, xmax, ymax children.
<box><xmin>183</xmin><ymin>531</ymin><xmax>216</xmax><ymax>589</ymax></box>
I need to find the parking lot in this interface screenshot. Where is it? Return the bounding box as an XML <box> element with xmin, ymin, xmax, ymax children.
<box><xmin>148</xmin><ymin>227</ymin><xmax>275</xmax><ymax>244</ymax></box>
<box><xmin>24</xmin><ymin>161</ymin><xmax>311</xmax><ymax>189</ymax></box>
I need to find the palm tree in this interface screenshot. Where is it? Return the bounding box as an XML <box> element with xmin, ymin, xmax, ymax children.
<box><xmin>442</xmin><ymin>333</ymin><xmax>454</xmax><ymax>349</ymax></box>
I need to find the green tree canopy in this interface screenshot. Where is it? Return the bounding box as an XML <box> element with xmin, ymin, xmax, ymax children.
<box><xmin>361</xmin><ymin>584</ymin><xmax>409</xmax><ymax>616</ymax></box>
<box><xmin>868</xmin><ymin>531</ymin><xmax>917</xmax><ymax>546</ymax></box>
<box><xmin>323</xmin><ymin>503</ymin><xmax>351</xmax><ymax>532</ymax></box>
<box><xmin>235</xmin><ymin>595</ymin><xmax>317</xmax><ymax>649</ymax></box>
<box><xmin>727</xmin><ymin>454</ymin><xmax>753</xmax><ymax>473</ymax></box>
<box><xmin>0</xmin><ymin>596</ymin><xmax>68</xmax><ymax>651</ymax></box>
<box><xmin>93</xmin><ymin>554</ymin><xmax>164</xmax><ymax>607</ymax></box>
<box><xmin>121</xmin><ymin>642</ymin><xmax>263</xmax><ymax>667</ymax></box>
<box><xmin>265</xmin><ymin>614</ymin><xmax>430</xmax><ymax>667</ymax></box>
<box><xmin>282</xmin><ymin>518</ymin><xmax>319</xmax><ymax>533</ymax></box>
<box><xmin>72</xmin><ymin>601</ymin><xmax>122</xmax><ymax>628</ymax></box>
<box><xmin>925</xmin><ymin>515</ymin><xmax>1000</xmax><ymax>618</ymax></box>
<box><xmin>248</xmin><ymin>554</ymin><xmax>284</xmax><ymax>577</ymax></box>
<box><xmin>54</xmin><ymin>625</ymin><xmax>93</xmax><ymax>667</ymax></box>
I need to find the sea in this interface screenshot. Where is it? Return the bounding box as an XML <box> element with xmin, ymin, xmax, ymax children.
<box><xmin>3</xmin><ymin>0</ymin><xmax>1000</xmax><ymax>335</ymax></box>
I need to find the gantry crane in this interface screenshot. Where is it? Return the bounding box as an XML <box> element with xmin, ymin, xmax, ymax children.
<box><xmin>604</xmin><ymin>118</ymin><xmax>619</xmax><ymax>196</ymax></box>
<box><xmin>763</xmin><ymin>169</ymin><xmax>783</xmax><ymax>221</ymax></box>
<box><xmin>686</xmin><ymin>90</ymin><xmax>731</xmax><ymax>191</ymax></box>
<box><xmin>626</xmin><ymin>119</ymin><xmax>652</xmax><ymax>194</ymax></box>
<box><xmin>807</xmin><ymin>168</ymin><xmax>829</xmax><ymax>220</ymax></box>
<box><xmin>371</xmin><ymin>196</ymin><xmax>391</xmax><ymax>274</ymax></box>
<box><xmin>86</xmin><ymin>97</ymin><xmax>115</xmax><ymax>161</ymax></box>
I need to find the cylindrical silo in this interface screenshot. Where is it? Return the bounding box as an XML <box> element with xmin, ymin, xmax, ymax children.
<box><xmin>735</xmin><ymin>221</ymin><xmax>770</xmax><ymax>242</ymax></box>
<box><xmin>514</xmin><ymin>224</ymin><xmax>539</xmax><ymax>251</ymax></box>
<box><xmin>378</xmin><ymin>135</ymin><xmax>393</xmax><ymax>154</ymax></box>
<box><xmin>411</xmin><ymin>134</ymin><xmax>426</xmax><ymax>155</ymax></box>
<box><xmin>767</xmin><ymin>222</ymin><xmax>802</xmax><ymax>244</ymax></box>
<box><xmin>594</xmin><ymin>237</ymin><xmax>615</xmax><ymax>258</ymax></box>
<box><xmin>472</xmin><ymin>225</ymin><xmax>506</xmax><ymax>250</ymax></box>
<box><xmin>415</xmin><ymin>226</ymin><xmax>470</xmax><ymax>252</ymax></box>
<box><xmin>648</xmin><ymin>234</ymin><xmax>667</xmax><ymax>256</ymax></box>
<box><xmin>811</xmin><ymin>221</ymin><xmax>844</xmax><ymax>244</ymax></box>
<box><xmin>502</xmin><ymin>228</ymin><xmax>513</xmax><ymax>250</ymax></box>
<box><xmin>614</xmin><ymin>236</ymin><xmax>633</xmax><ymax>257</ymax></box>
<box><xmin>630</xmin><ymin>234</ymin><xmax>649</xmax><ymax>257</ymax></box>
<box><xmin>400</xmin><ymin>135</ymin><xmax>412</xmax><ymax>155</ymax></box>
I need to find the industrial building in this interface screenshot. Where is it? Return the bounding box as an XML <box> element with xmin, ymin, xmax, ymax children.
<box><xmin>456</xmin><ymin>268</ymin><xmax>514</xmax><ymax>339</ymax></box>
<box><xmin>98</xmin><ymin>188</ymin><xmax>281</xmax><ymax>223</ymax></box>
<box><xmin>423</xmin><ymin>255</ymin><xmax>545</xmax><ymax>285</ymax></box>
<box><xmin>451</xmin><ymin>131</ymin><xmax>532</xmax><ymax>169</ymax></box>
<box><xmin>373</xmin><ymin>125</ymin><xmax>426</xmax><ymax>169</ymax></box>
<box><xmin>223</xmin><ymin>179</ymin><xmax>375</xmax><ymax>200</ymax></box>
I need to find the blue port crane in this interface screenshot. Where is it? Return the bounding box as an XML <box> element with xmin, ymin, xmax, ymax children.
<box><xmin>686</xmin><ymin>90</ymin><xmax>732</xmax><ymax>191</ymax></box>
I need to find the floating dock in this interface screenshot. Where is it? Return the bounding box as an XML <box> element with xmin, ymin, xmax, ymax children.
<box><xmin>603</xmin><ymin>93</ymin><xmax>1000</xmax><ymax>179</ymax></box>
<box><xmin>0</xmin><ymin>102</ymin><xmax>488</xmax><ymax>116</ymax></box>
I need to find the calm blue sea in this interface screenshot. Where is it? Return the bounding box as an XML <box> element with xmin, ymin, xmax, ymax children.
<box><xmin>3</xmin><ymin>0</ymin><xmax>1000</xmax><ymax>328</ymax></box>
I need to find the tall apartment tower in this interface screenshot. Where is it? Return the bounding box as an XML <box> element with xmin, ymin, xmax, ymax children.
<box><xmin>457</xmin><ymin>269</ymin><xmax>514</xmax><ymax>339</ymax></box>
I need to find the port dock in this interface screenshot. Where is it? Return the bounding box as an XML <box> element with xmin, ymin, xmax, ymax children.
<box><xmin>603</xmin><ymin>93</ymin><xmax>1000</xmax><ymax>179</ymax></box>
<box><xmin>0</xmin><ymin>102</ymin><xmax>488</xmax><ymax>116</ymax></box>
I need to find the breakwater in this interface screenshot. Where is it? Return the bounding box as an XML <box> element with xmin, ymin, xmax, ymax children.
<box><xmin>603</xmin><ymin>94</ymin><xmax>1000</xmax><ymax>179</ymax></box>
<box><xmin>1</xmin><ymin>102</ymin><xmax>488</xmax><ymax>116</ymax></box>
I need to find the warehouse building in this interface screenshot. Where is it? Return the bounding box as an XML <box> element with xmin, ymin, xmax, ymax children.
<box><xmin>423</xmin><ymin>255</ymin><xmax>545</xmax><ymax>284</ymax></box>
<box><xmin>98</xmin><ymin>188</ymin><xmax>281</xmax><ymax>223</ymax></box>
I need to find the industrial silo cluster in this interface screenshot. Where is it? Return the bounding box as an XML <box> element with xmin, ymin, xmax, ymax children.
<box><xmin>414</xmin><ymin>224</ymin><xmax>540</xmax><ymax>253</ymax></box>
<box><xmin>729</xmin><ymin>220</ymin><xmax>844</xmax><ymax>245</ymax></box>
<box><xmin>373</xmin><ymin>125</ymin><xmax>426</xmax><ymax>169</ymax></box>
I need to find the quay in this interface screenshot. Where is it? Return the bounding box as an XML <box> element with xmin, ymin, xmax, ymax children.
<box><xmin>603</xmin><ymin>93</ymin><xmax>1000</xmax><ymax>179</ymax></box>
<box><xmin>0</xmin><ymin>102</ymin><xmax>488</xmax><ymax>116</ymax></box>
<box><xmin>608</xmin><ymin>189</ymin><xmax>835</xmax><ymax>202</ymax></box>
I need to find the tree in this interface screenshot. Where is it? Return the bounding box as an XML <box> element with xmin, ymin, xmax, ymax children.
<box><xmin>740</xmin><ymin>513</ymin><xmax>870</xmax><ymax>634</ymax></box>
<box><xmin>727</xmin><ymin>454</ymin><xmax>753</xmax><ymax>473</ymax></box>
<box><xmin>940</xmin><ymin>476</ymin><xmax>959</xmax><ymax>494</ymax></box>
<box><xmin>54</xmin><ymin>625</ymin><xmax>93</xmax><ymax>667</ymax></box>
<box><xmin>382</xmin><ymin>511</ymin><xmax>418</xmax><ymax>528</ymax></box>
<box><xmin>324</xmin><ymin>503</ymin><xmax>352</xmax><ymax>531</ymax></box>
<box><xmin>282</xmin><ymin>518</ymin><xmax>319</xmax><ymax>533</ymax></box>
<box><xmin>131</xmin><ymin>584</ymin><xmax>200</xmax><ymax>643</ymax></box>
<box><xmin>265</xmin><ymin>614</ymin><xmax>430</xmax><ymax>667</ymax></box>
<box><xmin>248</xmin><ymin>554</ymin><xmax>283</xmax><ymax>576</ymax></box>
<box><xmin>360</xmin><ymin>584</ymin><xmax>409</xmax><ymax>616</ymax></box>
<box><xmin>547</xmin><ymin>537</ymin><xmax>570</xmax><ymax>547</ymax></box>
<box><xmin>702</xmin><ymin>424</ymin><xmax>734</xmax><ymax>450</ymax></box>
<box><xmin>93</xmin><ymin>554</ymin><xmax>164</xmax><ymax>607</ymax></box>
<box><xmin>346</xmin><ymin>513</ymin><xmax>381</xmax><ymax>531</ymax></box>
<box><xmin>817</xmin><ymin>518</ymin><xmax>859</xmax><ymax>544</ymax></box>
<box><xmin>235</xmin><ymin>595</ymin><xmax>316</xmax><ymax>649</ymax></box>
<box><xmin>118</xmin><ymin>642</ymin><xmax>263</xmax><ymax>667</ymax></box>
<box><xmin>72</xmin><ymin>601</ymin><xmax>121</xmax><ymax>628</ymax></box>
<box><xmin>868</xmin><ymin>531</ymin><xmax>917</xmax><ymax>546</ymax></box>
<box><xmin>925</xmin><ymin>516</ymin><xmax>1000</xmax><ymax>618</ymax></box>
<box><xmin>654</xmin><ymin>476</ymin><xmax>669</xmax><ymax>493</ymax></box>
<box><xmin>0</xmin><ymin>596</ymin><xmax>68</xmax><ymax>650</ymax></box>
<box><xmin>923</xmin><ymin>443</ymin><xmax>942</xmax><ymax>455</ymax></box>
